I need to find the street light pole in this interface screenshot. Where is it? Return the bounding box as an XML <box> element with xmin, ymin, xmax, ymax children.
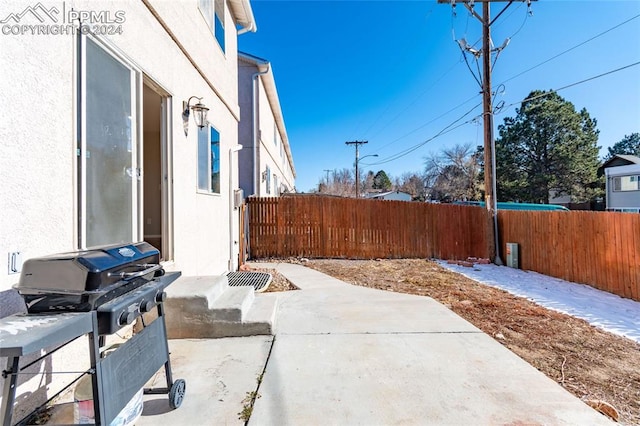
<box><xmin>345</xmin><ymin>140</ymin><xmax>368</xmax><ymax>198</ymax></box>
<box><xmin>356</xmin><ymin>154</ymin><xmax>379</xmax><ymax>198</ymax></box>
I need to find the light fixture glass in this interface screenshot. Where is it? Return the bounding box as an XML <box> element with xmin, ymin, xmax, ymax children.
<box><xmin>191</xmin><ymin>101</ymin><xmax>209</xmax><ymax>128</ymax></box>
<box><xmin>182</xmin><ymin>96</ymin><xmax>209</xmax><ymax>136</ymax></box>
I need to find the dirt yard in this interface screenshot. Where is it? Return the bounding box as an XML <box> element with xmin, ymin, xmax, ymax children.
<box><xmin>254</xmin><ymin>258</ymin><xmax>640</xmax><ymax>425</ymax></box>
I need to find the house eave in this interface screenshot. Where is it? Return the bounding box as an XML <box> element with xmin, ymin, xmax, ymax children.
<box><xmin>228</xmin><ymin>0</ymin><xmax>257</xmax><ymax>33</ymax></box>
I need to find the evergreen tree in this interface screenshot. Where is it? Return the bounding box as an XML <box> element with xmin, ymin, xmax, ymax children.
<box><xmin>373</xmin><ymin>170</ymin><xmax>392</xmax><ymax>190</ymax></box>
<box><xmin>494</xmin><ymin>90</ymin><xmax>602</xmax><ymax>203</ymax></box>
<box><xmin>604</xmin><ymin>133</ymin><xmax>640</xmax><ymax>161</ymax></box>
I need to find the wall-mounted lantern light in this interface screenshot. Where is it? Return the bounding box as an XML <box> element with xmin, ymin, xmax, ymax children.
<box><xmin>182</xmin><ymin>96</ymin><xmax>209</xmax><ymax>136</ymax></box>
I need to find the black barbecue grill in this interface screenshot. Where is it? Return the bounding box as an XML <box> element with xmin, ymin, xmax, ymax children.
<box><xmin>1</xmin><ymin>243</ymin><xmax>185</xmax><ymax>426</ymax></box>
<box><xmin>16</xmin><ymin>242</ymin><xmax>166</xmax><ymax>334</ymax></box>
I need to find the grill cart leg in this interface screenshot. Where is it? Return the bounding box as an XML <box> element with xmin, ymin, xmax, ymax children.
<box><xmin>88</xmin><ymin>312</ymin><xmax>106</xmax><ymax>425</ymax></box>
<box><xmin>2</xmin><ymin>357</ymin><xmax>19</xmax><ymax>426</ymax></box>
<box><xmin>143</xmin><ymin>300</ymin><xmax>186</xmax><ymax>409</ymax></box>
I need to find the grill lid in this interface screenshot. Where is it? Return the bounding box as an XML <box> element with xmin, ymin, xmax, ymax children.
<box><xmin>15</xmin><ymin>242</ymin><xmax>161</xmax><ymax>294</ymax></box>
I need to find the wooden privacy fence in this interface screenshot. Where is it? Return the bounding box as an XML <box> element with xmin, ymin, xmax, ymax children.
<box><xmin>499</xmin><ymin>210</ymin><xmax>640</xmax><ymax>301</ymax></box>
<box><xmin>247</xmin><ymin>196</ymin><xmax>489</xmax><ymax>261</ymax></box>
<box><xmin>248</xmin><ymin>196</ymin><xmax>640</xmax><ymax>302</ymax></box>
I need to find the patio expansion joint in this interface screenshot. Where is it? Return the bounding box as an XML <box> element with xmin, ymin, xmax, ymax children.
<box><xmin>244</xmin><ymin>335</ymin><xmax>276</xmax><ymax>425</ymax></box>
<box><xmin>276</xmin><ymin>331</ymin><xmax>484</xmax><ymax>336</ymax></box>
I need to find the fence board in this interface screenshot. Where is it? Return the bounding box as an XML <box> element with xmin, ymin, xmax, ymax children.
<box><xmin>248</xmin><ymin>197</ymin><xmax>640</xmax><ymax>302</ymax></box>
<box><xmin>248</xmin><ymin>196</ymin><xmax>489</xmax><ymax>262</ymax></box>
<box><xmin>499</xmin><ymin>210</ymin><xmax>640</xmax><ymax>302</ymax></box>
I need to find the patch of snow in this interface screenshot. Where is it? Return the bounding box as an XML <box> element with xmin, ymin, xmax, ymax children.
<box><xmin>437</xmin><ymin>261</ymin><xmax>640</xmax><ymax>344</ymax></box>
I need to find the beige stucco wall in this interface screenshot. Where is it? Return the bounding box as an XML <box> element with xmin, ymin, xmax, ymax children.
<box><xmin>0</xmin><ymin>0</ymin><xmax>242</xmax><ymax>291</ymax></box>
<box><xmin>0</xmin><ymin>0</ymin><xmax>245</xmax><ymax>418</ymax></box>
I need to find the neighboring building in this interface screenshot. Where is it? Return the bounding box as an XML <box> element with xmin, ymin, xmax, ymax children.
<box><xmin>0</xmin><ymin>0</ymin><xmax>256</xmax><ymax>417</ymax></box>
<box><xmin>366</xmin><ymin>191</ymin><xmax>413</xmax><ymax>201</ymax></box>
<box><xmin>238</xmin><ymin>52</ymin><xmax>296</xmax><ymax>197</ymax></box>
<box><xmin>600</xmin><ymin>155</ymin><xmax>640</xmax><ymax>212</ymax></box>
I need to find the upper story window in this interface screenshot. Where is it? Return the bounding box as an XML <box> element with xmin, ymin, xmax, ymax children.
<box><xmin>612</xmin><ymin>175</ymin><xmax>640</xmax><ymax>192</ymax></box>
<box><xmin>265</xmin><ymin>165</ymin><xmax>271</xmax><ymax>194</ymax></box>
<box><xmin>198</xmin><ymin>0</ymin><xmax>225</xmax><ymax>53</ymax></box>
<box><xmin>198</xmin><ymin>126</ymin><xmax>221</xmax><ymax>194</ymax></box>
<box><xmin>273</xmin><ymin>124</ymin><xmax>278</xmax><ymax>147</ymax></box>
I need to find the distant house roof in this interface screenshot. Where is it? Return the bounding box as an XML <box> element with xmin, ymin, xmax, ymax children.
<box><xmin>598</xmin><ymin>154</ymin><xmax>640</xmax><ymax>176</ymax></box>
<box><xmin>366</xmin><ymin>191</ymin><xmax>412</xmax><ymax>201</ymax></box>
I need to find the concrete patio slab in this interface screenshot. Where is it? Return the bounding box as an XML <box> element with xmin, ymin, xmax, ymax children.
<box><xmin>127</xmin><ymin>263</ymin><xmax>613</xmax><ymax>425</ymax></box>
<box><xmin>250</xmin><ymin>332</ymin><xmax>610</xmax><ymax>425</ymax></box>
<box><xmin>136</xmin><ymin>336</ymin><xmax>272</xmax><ymax>426</ymax></box>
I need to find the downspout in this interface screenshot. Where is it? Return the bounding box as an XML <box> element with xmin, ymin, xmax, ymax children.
<box><xmin>252</xmin><ymin>65</ymin><xmax>269</xmax><ymax>195</ymax></box>
<box><xmin>604</xmin><ymin>167</ymin><xmax>610</xmax><ymax>210</ymax></box>
<box><xmin>229</xmin><ymin>145</ymin><xmax>243</xmax><ymax>271</ymax></box>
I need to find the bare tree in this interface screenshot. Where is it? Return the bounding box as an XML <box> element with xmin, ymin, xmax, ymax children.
<box><xmin>424</xmin><ymin>143</ymin><xmax>481</xmax><ymax>202</ymax></box>
<box><xmin>395</xmin><ymin>172</ymin><xmax>427</xmax><ymax>201</ymax></box>
<box><xmin>316</xmin><ymin>168</ymin><xmax>356</xmax><ymax>197</ymax></box>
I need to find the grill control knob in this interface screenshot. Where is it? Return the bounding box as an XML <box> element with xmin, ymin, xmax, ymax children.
<box><xmin>140</xmin><ymin>300</ymin><xmax>155</xmax><ymax>313</ymax></box>
<box><xmin>118</xmin><ymin>311</ymin><xmax>136</xmax><ymax>326</ymax></box>
<box><xmin>155</xmin><ymin>291</ymin><xmax>167</xmax><ymax>303</ymax></box>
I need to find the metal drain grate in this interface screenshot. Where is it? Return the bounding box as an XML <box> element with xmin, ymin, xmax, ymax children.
<box><xmin>226</xmin><ymin>271</ymin><xmax>272</xmax><ymax>293</ymax></box>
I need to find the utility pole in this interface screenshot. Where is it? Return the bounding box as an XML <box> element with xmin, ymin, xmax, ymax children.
<box><xmin>438</xmin><ymin>0</ymin><xmax>533</xmax><ymax>264</ymax></box>
<box><xmin>345</xmin><ymin>140</ymin><xmax>368</xmax><ymax>198</ymax></box>
<box><xmin>323</xmin><ymin>169</ymin><xmax>331</xmax><ymax>183</ymax></box>
<box><xmin>481</xmin><ymin>1</ymin><xmax>500</xmax><ymax>264</ymax></box>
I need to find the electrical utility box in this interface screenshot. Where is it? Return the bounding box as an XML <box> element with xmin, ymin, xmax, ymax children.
<box><xmin>505</xmin><ymin>243</ymin><xmax>519</xmax><ymax>269</ymax></box>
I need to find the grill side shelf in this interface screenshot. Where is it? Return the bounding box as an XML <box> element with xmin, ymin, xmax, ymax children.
<box><xmin>0</xmin><ymin>312</ymin><xmax>94</xmax><ymax>357</ymax></box>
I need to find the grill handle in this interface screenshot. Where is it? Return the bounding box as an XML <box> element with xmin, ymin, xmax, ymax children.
<box><xmin>108</xmin><ymin>263</ymin><xmax>163</xmax><ymax>280</ymax></box>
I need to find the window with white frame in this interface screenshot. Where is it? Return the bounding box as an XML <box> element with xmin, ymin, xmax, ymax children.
<box><xmin>274</xmin><ymin>175</ymin><xmax>279</xmax><ymax>196</ymax></box>
<box><xmin>198</xmin><ymin>126</ymin><xmax>221</xmax><ymax>193</ymax></box>
<box><xmin>612</xmin><ymin>175</ymin><xmax>640</xmax><ymax>192</ymax></box>
<box><xmin>198</xmin><ymin>0</ymin><xmax>225</xmax><ymax>53</ymax></box>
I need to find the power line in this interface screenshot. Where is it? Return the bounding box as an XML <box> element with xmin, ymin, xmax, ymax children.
<box><xmin>358</xmin><ymin>11</ymin><xmax>638</xmax><ymax>163</ymax></box>
<box><xmin>497</xmin><ymin>61</ymin><xmax>640</xmax><ymax>116</ymax></box>
<box><xmin>364</xmin><ymin>101</ymin><xmax>483</xmax><ymax>166</ymax></box>
<box><xmin>499</xmin><ymin>13</ymin><xmax>640</xmax><ymax>86</ymax></box>
<box><xmin>348</xmin><ymin>5</ymin><xmax>437</xmax><ymax>141</ymax></box>
<box><xmin>363</xmin><ymin>60</ymin><xmax>462</xmax><ymax>141</ymax></box>
<box><xmin>370</xmin><ymin>94</ymin><xmax>482</xmax><ymax>154</ymax></box>
<box><xmin>361</xmin><ymin>2</ymin><xmax>530</xmax><ymax>145</ymax></box>
<box><xmin>367</xmin><ymin>15</ymin><xmax>640</xmax><ymax>168</ymax></box>
<box><xmin>362</xmin><ymin>60</ymin><xmax>640</xmax><ymax>168</ymax></box>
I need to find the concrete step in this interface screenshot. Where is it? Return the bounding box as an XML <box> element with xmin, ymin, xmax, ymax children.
<box><xmin>164</xmin><ymin>275</ymin><xmax>229</xmax><ymax>312</ymax></box>
<box><xmin>209</xmin><ymin>286</ymin><xmax>255</xmax><ymax>322</ymax></box>
<box><xmin>163</xmin><ymin>275</ymin><xmax>278</xmax><ymax>339</ymax></box>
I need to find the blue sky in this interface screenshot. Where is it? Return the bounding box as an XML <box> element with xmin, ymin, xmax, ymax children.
<box><xmin>238</xmin><ymin>0</ymin><xmax>640</xmax><ymax>193</ymax></box>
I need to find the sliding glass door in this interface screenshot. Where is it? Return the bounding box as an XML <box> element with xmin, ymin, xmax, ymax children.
<box><xmin>79</xmin><ymin>36</ymin><xmax>141</xmax><ymax>248</ymax></box>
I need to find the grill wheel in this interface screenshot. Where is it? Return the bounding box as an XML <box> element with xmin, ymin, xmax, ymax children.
<box><xmin>169</xmin><ymin>379</ymin><xmax>186</xmax><ymax>409</ymax></box>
